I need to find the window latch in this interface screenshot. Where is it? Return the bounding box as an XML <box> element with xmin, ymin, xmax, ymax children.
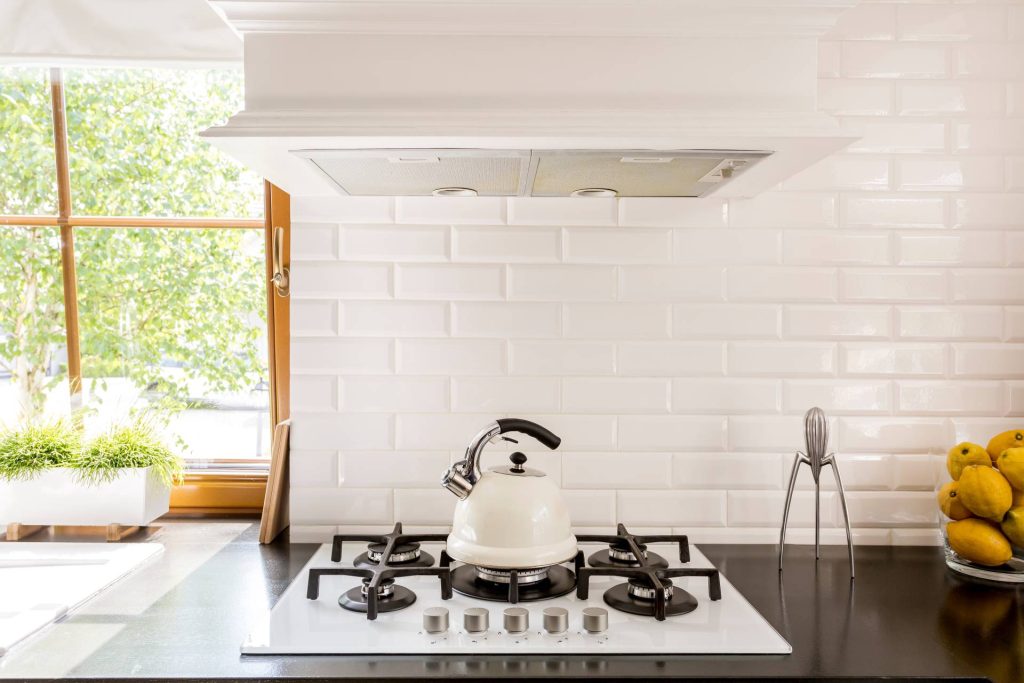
<box><xmin>271</xmin><ymin>226</ymin><xmax>290</xmax><ymax>297</ymax></box>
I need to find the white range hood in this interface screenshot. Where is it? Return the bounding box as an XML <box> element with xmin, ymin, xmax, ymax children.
<box><xmin>204</xmin><ymin>0</ymin><xmax>860</xmax><ymax>199</ymax></box>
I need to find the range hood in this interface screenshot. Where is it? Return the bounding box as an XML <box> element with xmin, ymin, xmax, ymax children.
<box><xmin>203</xmin><ymin>0</ymin><xmax>860</xmax><ymax>199</ymax></box>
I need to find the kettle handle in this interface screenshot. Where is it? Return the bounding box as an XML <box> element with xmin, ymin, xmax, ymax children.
<box><xmin>496</xmin><ymin>418</ymin><xmax>562</xmax><ymax>450</ymax></box>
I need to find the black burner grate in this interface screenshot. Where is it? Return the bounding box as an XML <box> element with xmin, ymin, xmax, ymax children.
<box><xmin>442</xmin><ymin>550</ymin><xmax>585</xmax><ymax>604</ymax></box>
<box><xmin>307</xmin><ymin>523</ymin><xmax>452</xmax><ymax>620</ymax></box>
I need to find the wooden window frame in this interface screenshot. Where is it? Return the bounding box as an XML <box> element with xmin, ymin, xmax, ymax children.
<box><xmin>1</xmin><ymin>67</ymin><xmax>290</xmax><ymax>513</ymax></box>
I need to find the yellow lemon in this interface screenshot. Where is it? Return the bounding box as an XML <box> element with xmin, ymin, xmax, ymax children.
<box><xmin>987</xmin><ymin>429</ymin><xmax>1024</xmax><ymax>463</ymax></box>
<box><xmin>957</xmin><ymin>465</ymin><xmax>1012</xmax><ymax>521</ymax></box>
<box><xmin>947</xmin><ymin>442</ymin><xmax>991</xmax><ymax>480</ymax></box>
<box><xmin>1001</xmin><ymin>506</ymin><xmax>1024</xmax><ymax>549</ymax></box>
<box><xmin>996</xmin><ymin>447</ymin><xmax>1024</xmax><ymax>490</ymax></box>
<box><xmin>937</xmin><ymin>481</ymin><xmax>973</xmax><ymax>520</ymax></box>
<box><xmin>1014</xmin><ymin>489</ymin><xmax>1024</xmax><ymax>507</ymax></box>
<box><xmin>947</xmin><ymin>518</ymin><xmax>1013</xmax><ymax>567</ymax></box>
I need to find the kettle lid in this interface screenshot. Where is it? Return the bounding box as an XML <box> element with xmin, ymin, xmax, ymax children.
<box><xmin>489</xmin><ymin>452</ymin><xmax>545</xmax><ymax>477</ymax></box>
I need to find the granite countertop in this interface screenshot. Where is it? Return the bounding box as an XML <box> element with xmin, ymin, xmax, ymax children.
<box><xmin>0</xmin><ymin>520</ymin><xmax>1017</xmax><ymax>681</ymax></box>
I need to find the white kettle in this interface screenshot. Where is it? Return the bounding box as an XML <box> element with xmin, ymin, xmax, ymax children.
<box><xmin>441</xmin><ymin>419</ymin><xmax>577</xmax><ymax>569</ymax></box>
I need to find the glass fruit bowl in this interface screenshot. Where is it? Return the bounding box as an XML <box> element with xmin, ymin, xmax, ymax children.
<box><xmin>941</xmin><ymin>525</ymin><xmax>1024</xmax><ymax>584</ymax></box>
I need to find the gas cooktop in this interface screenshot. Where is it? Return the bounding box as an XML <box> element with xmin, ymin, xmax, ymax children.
<box><xmin>242</xmin><ymin>524</ymin><xmax>791</xmax><ymax>655</ymax></box>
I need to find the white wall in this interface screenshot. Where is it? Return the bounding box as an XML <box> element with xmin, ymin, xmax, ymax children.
<box><xmin>287</xmin><ymin>0</ymin><xmax>1024</xmax><ymax>545</ymax></box>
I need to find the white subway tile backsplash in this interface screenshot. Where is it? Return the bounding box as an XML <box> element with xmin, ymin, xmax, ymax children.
<box><xmin>340</xmin><ymin>225</ymin><xmax>449</xmax><ymax>261</ymax></box>
<box><xmin>897</xmin><ymin>232</ymin><xmax>1003</xmax><ymax>266</ymax></box>
<box><xmin>841</xmin><ymin>43</ymin><xmax>947</xmax><ymax>79</ymax></box>
<box><xmin>831</xmin><ymin>4</ymin><xmax>896</xmax><ymax>41</ymax></box>
<box><xmin>729</xmin><ymin>343</ymin><xmax>836</xmax><ymax>377</ymax></box>
<box><xmin>519</xmin><ymin>414</ymin><xmax>617</xmax><ymax>450</ymax></box>
<box><xmin>618</xmin><ymin>416</ymin><xmax>727</xmax><ymax>451</ymax></box>
<box><xmin>395</xmin><ymin>196</ymin><xmax>505</xmax><ymax>225</ymax></box>
<box><xmin>618</xmin><ymin>198</ymin><xmax>727</xmax><ymax>228</ymax></box>
<box><xmin>453</xmin><ymin>226</ymin><xmax>560</xmax><ymax>262</ymax></box>
<box><xmin>798</xmin><ymin>454</ymin><xmax>891</xmax><ymax>492</ymax></box>
<box><xmin>563</xmin><ymin>228</ymin><xmax>671</xmax><ymax>264</ymax></box>
<box><xmin>292</xmin><ymin>196</ymin><xmax>394</xmax><ymax>224</ymax></box>
<box><xmin>340</xmin><ymin>301</ymin><xmax>448</xmax><ymax>337</ymax></box>
<box><xmin>453</xmin><ymin>302</ymin><xmax>560</xmax><ymax>338</ymax></box>
<box><xmin>509</xmin><ymin>197</ymin><xmax>617</xmax><ymax>226</ymax></box>
<box><xmin>453</xmin><ymin>377</ymin><xmax>560</xmax><ymax>412</ymax></box>
<box><xmin>290</xmin><ymin>488</ymin><xmax>393</xmax><ymax>526</ymax></box>
<box><xmin>396</xmin><ymin>339</ymin><xmax>506</xmax><ymax>375</ymax></box>
<box><xmin>897</xmin><ymin>158</ymin><xmax>1003</xmax><ymax>191</ymax></box>
<box><xmin>290</xmin><ymin>450</ymin><xmax>340</xmax><ymax>487</ymax></box>
<box><xmin>395</xmin><ymin>413</ymin><xmax>496</xmax><ymax>450</ymax></box>
<box><xmin>292</xmin><ymin>299</ymin><xmax>339</xmax><ymax>337</ymax></box>
<box><xmin>562</xmin><ymin>491</ymin><xmax>617</xmax><ymax>526</ymax></box>
<box><xmin>954</xmin><ymin>44</ymin><xmax>1024</xmax><ymax>81</ymax></box>
<box><xmin>783</xmin><ymin>231</ymin><xmax>891</xmax><ymax>266</ymax></box>
<box><xmin>897</xmin><ymin>380</ymin><xmax>1004</xmax><ymax>415</ymax></box>
<box><xmin>951</xmin><ymin>270</ymin><xmax>1024</xmax><ymax>303</ymax></box>
<box><xmin>340</xmin><ymin>452</ymin><xmax>450</xmax><ymax>488</ymax></box>
<box><xmin>673</xmin><ymin>453</ymin><xmax>782</xmax><ymax>490</ymax></box>
<box><xmin>394</xmin><ymin>489</ymin><xmax>458</xmax><ymax>525</ymax></box>
<box><xmin>783</xmin><ymin>379</ymin><xmax>892</xmax><ymax>414</ymax></box>
<box><xmin>563</xmin><ymin>378</ymin><xmax>669</xmax><ymax>414</ymax></box>
<box><xmin>396</xmin><ymin>264</ymin><xmax>504</xmax><ymax>300</ymax></box>
<box><xmin>843</xmin><ymin>196</ymin><xmax>946</xmax><ymax>228</ymax></box>
<box><xmin>508</xmin><ymin>265</ymin><xmax>615</xmax><ymax>301</ymax></box>
<box><xmin>727</xmin><ymin>268</ymin><xmax>838</xmax><ymax>302</ymax></box>
<box><xmin>729</xmin><ymin>193</ymin><xmax>836</xmax><ymax>229</ymax></box>
<box><xmin>292</xmin><ymin>413</ymin><xmax>393</xmax><ymax>451</ymax></box>
<box><xmin>619</xmin><ymin>490</ymin><xmax>727</xmax><ymax>527</ymax></box>
<box><xmin>844</xmin><ymin>491</ymin><xmax>934</xmax><ymax>528</ymax></box>
<box><xmin>291</xmin><ymin>376</ymin><xmax>339</xmax><ymax>413</ymax></box>
<box><xmin>618</xmin><ymin>342</ymin><xmax>724</xmax><ymax>377</ymax></box>
<box><xmin>847</xmin><ymin>121</ymin><xmax>947</xmax><ymax>154</ymax></box>
<box><xmin>563</xmin><ymin>453</ymin><xmax>672</xmax><ymax>489</ymax></box>
<box><xmin>509</xmin><ymin>341</ymin><xmax>615</xmax><ymax>376</ymax></box>
<box><xmin>841</xmin><ymin>343</ymin><xmax>946</xmax><ymax>377</ymax></box>
<box><xmin>954</xmin><ymin>194</ymin><xmax>1024</xmax><ymax>228</ymax></box>
<box><xmin>840</xmin><ymin>269</ymin><xmax>947</xmax><ymax>303</ymax></box>
<box><xmin>672</xmin><ymin>379</ymin><xmax>780</xmax><ymax>414</ymax></box>
<box><xmin>728</xmin><ymin>415</ymin><xmax>808</xmax><ymax>451</ymax></box>
<box><xmin>292</xmin><ymin>223</ymin><xmax>339</xmax><ymax>260</ymax></box>
<box><xmin>954</xmin><ymin>344</ymin><xmax>1024</xmax><ymax>378</ymax></box>
<box><xmin>893</xmin><ymin>454</ymin><xmax>938</xmax><ymax>491</ymax></box>
<box><xmin>673</xmin><ymin>230</ymin><xmax>781</xmax><ymax>265</ymax></box>
<box><xmin>619</xmin><ymin>266</ymin><xmax>725</xmax><ymax>301</ymax></box>
<box><xmin>839</xmin><ymin>417</ymin><xmax>947</xmax><ymax>452</ymax></box>
<box><xmin>818</xmin><ymin>81</ymin><xmax>894</xmax><ymax>116</ymax></box>
<box><xmin>292</xmin><ymin>338</ymin><xmax>393</xmax><ymax>374</ymax></box>
<box><xmin>897</xmin><ymin>5</ymin><xmax>1005</xmax><ymax>42</ymax></box>
<box><xmin>897</xmin><ymin>306</ymin><xmax>1003</xmax><ymax>340</ymax></box>
<box><xmin>564</xmin><ymin>303</ymin><xmax>670</xmax><ymax>339</ymax></box>
<box><xmin>728</xmin><ymin>490</ymin><xmax>837</xmax><ymax>528</ymax></box>
<box><xmin>955</xmin><ymin>120</ymin><xmax>1024</xmax><ymax>153</ymax></box>
<box><xmin>673</xmin><ymin>305</ymin><xmax>780</xmax><ymax>339</ymax></box>
<box><xmin>783</xmin><ymin>305</ymin><xmax>892</xmax><ymax>340</ymax></box>
<box><xmin>340</xmin><ymin>377</ymin><xmax>449</xmax><ymax>413</ymax></box>
<box><xmin>898</xmin><ymin>83</ymin><xmax>1005</xmax><ymax>116</ymax></box>
<box><xmin>292</xmin><ymin>262</ymin><xmax>391</xmax><ymax>298</ymax></box>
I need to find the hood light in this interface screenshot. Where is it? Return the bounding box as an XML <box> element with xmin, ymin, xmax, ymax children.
<box><xmin>571</xmin><ymin>188</ymin><xmax>618</xmax><ymax>198</ymax></box>
<box><xmin>432</xmin><ymin>187</ymin><xmax>478</xmax><ymax>197</ymax></box>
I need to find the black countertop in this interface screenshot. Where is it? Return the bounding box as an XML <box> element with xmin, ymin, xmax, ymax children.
<box><xmin>0</xmin><ymin>520</ymin><xmax>1019</xmax><ymax>682</ymax></box>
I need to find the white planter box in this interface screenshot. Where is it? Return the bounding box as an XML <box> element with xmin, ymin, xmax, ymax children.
<box><xmin>0</xmin><ymin>467</ymin><xmax>170</xmax><ymax>527</ymax></box>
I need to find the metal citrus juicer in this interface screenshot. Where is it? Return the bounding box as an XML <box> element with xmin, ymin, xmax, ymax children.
<box><xmin>778</xmin><ymin>407</ymin><xmax>855</xmax><ymax>578</ymax></box>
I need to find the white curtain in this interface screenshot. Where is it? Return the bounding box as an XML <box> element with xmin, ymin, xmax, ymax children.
<box><xmin>0</xmin><ymin>0</ymin><xmax>241</xmax><ymax>67</ymax></box>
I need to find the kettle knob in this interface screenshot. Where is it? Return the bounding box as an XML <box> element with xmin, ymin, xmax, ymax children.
<box><xmin>509</xmin><ymin>452</ymin><xmax>528</xmax><ymax>473</ymax></box>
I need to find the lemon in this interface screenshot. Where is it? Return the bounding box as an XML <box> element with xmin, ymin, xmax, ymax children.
<box><xmin>1014</xmin><ymin>489</ymin><xmax>1024</xmax><ymax>507</ymax></box>
<box><xmin>947</xmin><ymin>442</ymin><xmax>991</xmax><ymax>480</ymax></box>
<box><xmin>957</xmin><ymin>465</ymin><xmax>1012</xmax><ymax>521</ymax></box>
<box><xmin>997</xmin><ymin>447</ymin><xmax>1024</xmax><ymax>490</ymax></box>
<box><xmin>937</xmin><ymin>481</ymin><xmax>973</xmax><ymax>520</ymax></box>
<box><xmin>987</xmin><ymin>429</ymin><xmax>1024</xmax><ymax>463</ymax></box>
<box><xmin>1001</xmin><ymin>506</ymin><xmax>1024</xmax><ymax>549</ymax></box>
<box><xmin>947</xmin><ymin>518</ymin><xmax>1013</xmax><ymax>566</ymax></box>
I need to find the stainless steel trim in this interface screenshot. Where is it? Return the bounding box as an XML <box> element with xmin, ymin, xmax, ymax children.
<box><xmin>542</xmin><ymin>607</ymin><xmax>568</xmax><ymax>634</ymax></box>
<box><xmin>360</xmin><ymin>578</ymin><xmax>395</xmax><ymax>599</ymax></box>
<box><xmin>463</xmin><ymin>607</ymin><xmax>489</xmax><ymax>634</ymax></box>
<box><xmin>503</xmin><ymin>607</ymin><xmax>529</xmax><ymax>634</ymax></box>
<box><xmin>628</xmin><ymin>582</ymin><xmax>673</xmax><ymax>601</ymax></box>
<box><xmin>423</xmin><ymin>607</ymin><xmax>449</xmax><ymax>634</ymax></box>
<box><xmin>582</xmin><ymin>607</ymin><xmax>609</xmax><ymax>634</ymax></box>
<box><xmin>367</xmin><ymin>547</ymin><xmax>421</xmax><ymax>564</ymax></box>
<box><xmin>476</xmin><ymin>566</ymin><xmax>549</xmax><ymax>585</ymax></box>
<box><xmin>608</xmin><ymin>546</ymin><xmax>647</xmax><ymax>562</ymax></box>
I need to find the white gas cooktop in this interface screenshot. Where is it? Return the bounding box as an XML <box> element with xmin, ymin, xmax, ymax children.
<box><xmin>242</xmin><ymin>541</ymin><xmax>791</xmax><ymax>655</ymax></box>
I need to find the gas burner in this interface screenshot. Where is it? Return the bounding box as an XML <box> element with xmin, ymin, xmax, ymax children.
<box><xmin>576</xmin><ymin>524</ymin><xmax>721</xmax><ymax>621</ymax></box>
<box><xmin>308</xmin><ymin>523</ymin><xmax>452</xmax><ymax>620</ymax></box>
<box><xmin>444</xmin><ymin>550</ymin><xmax>584</xmax><ymax>604</ymax></box>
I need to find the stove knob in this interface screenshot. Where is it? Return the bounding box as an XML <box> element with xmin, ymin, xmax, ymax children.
<box><xmin>542</xmin><ymin>607</ymin><xmax>568</xmax><ymax>635</ymax></box>
<box><xmin>582</xmin><ymin>607</ymin><xmax>608</xmax><ymax>634</ymax></box>
<box><xmin>463</xmin><ymin>607</ymin><xmax>489</xmax><ymax>634</ymax></box>
<box><xmin>423</xmin><ymin>606</ymin><xmax>449</xmax><ymax>634</ymax></box>
<box><xmin>503</xmin><ymin>607</ymin><xmax>529</xmax><ymax>634</ymax></box>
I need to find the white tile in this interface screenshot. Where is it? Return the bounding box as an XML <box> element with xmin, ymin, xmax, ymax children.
<box><xmin>289</xmin><ymin>525</ymin><xmax>339</xmax><ymax>543</ymax></box>
<box><xmin>955</xmin><ymin>120</ymin><xmax>1024</xmax><ymax>153</ymax></box>
<box><xmin>394</xmin><ymin>489</ymin><xmax>457</xmax><ymax>525</ymax></box>
<box><xmin>507</xmin><ymin>265</ymin><xmax>615</xmax><ymax>301</ymax></box>
<box><xmin>291</xmin><ymin>223</ymin><xmax>339</xmax><ymax>260</ymax></box>
<box><xmin>396</xmin><ymin>339</ymin><xmax>505</xmax><ymax>375</ymax></box>
<box><xmin>843</xmin><ymin>196</ymin><xmax>946</xmax><ymax>228</ymax></box>
<box><xmin>340</xmin><ymin>377</ymin><xmax>449</xmax><ymax>412</ymax></box>
<box><xmin>452</xmin><ymin>302</ymin><xmax>560</xmax><ymax>338</ymax></box>
<box><xmin>292</xmin><ymin>299</ymin><xmax>338</xmax><ymax>337</ymax></box>
<box><xmin>728</xmin><ymin>415</ymin><xmax>807</xmax><ymax>451</ymax></box>
<box><xmin>841</xmin><ymin>342</ymin><xmax>946</xmax><ymax>377</ymax></box>
<box><xmin>452</xmin><ymin>225</ymin><xmax>560</xmax><ymax>262</ymax></box>
<box><xmin>818</xmin><ymin>41</ymin><xmax>840</xmax><ymax>78</ymax></box>
<box><xmin>518</xmin><ymin>414</ymin><xmax>617</xmax><ymax>450</ymax></box>
<box><xmin>897</xmin><ymin>380</ymin><xmax>1004</xmax><ymax>415</ymax></box>
<box><xmin>898</xmin><ymin>158</ymin><xmax>1003</xmax><ymax>192</ymax></box>
<box><xmin>1008</xmin><ymin>308</ymin><xmax>1024</xmax><ymax>342</ymax></box>
<box><xmin>954</xmin><ymin>194</ymin><xmax>1024</xmax><ymax>228</ymax></box>
<box><xmin>847</xmin><ymin>121</ymin><xmax>947</xmax><ymax>154</ymax></box>
<box><xmin>562</xmin><ymin>490</ymin><xmax>617</xmax><ymax>526</ymax></box>
<box><xmin>783</xmin><ymin>231</ymin><xmax>891</xmax><ymax>266</ymax></box>
<box><xmin>830</xmin><ymin>3</ymin><xmax>896</xmax><ymax>40</ymax></box>
<box><xmin>618</xmin><ymin>490</ymin><xmax>727</xmax><ymax>526</ymax></box>
<box><xmin>729</xmin><ymin>193</ymin><xmax>836</xmax><ymax>229</ymax></box>
<box><xmin>817</xmin><ymin>81</ymin><xmax>894</xmax><ymax>116</ymax></box>
<box><xmin>893</xmin><ymin>454</ymin><xmax>939</xmax><ymax>491</ymax></box>
<box><xmin>841</xmin><ymin>43</ymin><xmax>947</xmax><ymax>78</ymax></box>
<box><xmin>728</xmin><ymin>490</ymin><xmax>837</xmax><ymax>528</ymax></box>
<box><xmin>673</xmin><ymin>453</ymin><xmax>783</xmax><ymax>490</ymax></box>
<box><xmin>891</xmin><ymin>528</ymin><xmax>941</xmax><ymax>546</ymax></box>
<box><xmin>838</xmin><ymin>417</ymin><xmax>947</xmax><ymax>452</ymax></box>
<box><xmin>562</xmin><ymin>378</ymin><xmax>670</xmax><ymax>414</ymax></box>
<box><xmin>509</xmin><ymin>341</ymin><xmax>615</xmax><ymax>376</ymax></box>
<box><xmin>954</xmin><ymin>44</ymin><xmax>1024</xmax><ymax>80</ymax></box>
<box><xmin>618</xmin><ymin>198</ymin><xmax>727</xmax><ymax>228</ymax></box>
<box><xmin>1007</xmin><ymin>383</ymin><xmax>1024</xmax><ymax>416</ymax></box>
<box><xmin>1010</xmin><ymin>157</ymin><xmax>1024</xmax><ymax>190</ymax></box>
<box><xmin>340</xmin><ymin>301</ymin><xmax>448</xmax><ymax>337</ymax></box>
<box><xmin>782</xmin><ymin>380</ymin><xmax>892</xmax><ymax>414</ymax></box>
<box><xmin>683</xmin><ymin>527</ymin><xmax>784</xmax><ymax>544</ymax></box>
<box><xmin>673</xmin><ymin>304</ymin><xmax>780</xmax><ymax>339</ymax></box>
<box><xmin>1007</xmin><ymin>233</ymin><xmax>1024</xmax><ymax>267</ymax></box>
<box><xmin>508</xmin><ymin>197</ymin><xmax>617</xmax><ymax>226</ymax></box>
<box><xmin>395</xmin><ymin>264</ymin><xmax>504</xmax><ymax>300</ymax></box>
<box><xmin>292</xmin><ymin>262</ymin><xmax>391</xmax><ymax>298</ymax></box>
<box><xmin>897</xmin><ymin>232</ymin><xmax>1003</xmax><ymax>266</ymax></box>
<box><xmin>292</xmin><ymin>375</ymin><xmax>338</xmax><ymax>412</ymax></box>
<box><xmin>951</xmin><ymin>270</ymin><xmax>1024</xmax><ymax>303</ymax></box>
<box><xmin>618</xmin><ymin>266</ymin><xmax>725</xmax><ymax>301</ymax></box>
<box><xmin>563</xmin><ymin>303</ymin><xmax>670</xmax><ymax>339</ymax></box>
<box><xmin>562</xmin><ymin>452</ymin><xmax>672</xmax><ymax>489</ymax></box>
<box><xmin>452</xmin><ymin>377</ymin><xmax>560</xmax><ymax>412</ymax></box>
<box><xmin>672</xmin><ymin>379</ymin><xmax>780</xmax><ymax>414</ymax></box>
<box><xmin>840</xmin><ymin>269</ymin><xmax>946</xmax><ymax>303</ymax></box>
<box><xmin>290</xmin><ymin>450</ymin><xmax>340</xmax><ymax>487</ymax></box>
<box><xmin>563</xmin><ymin>228</ymin><xmax>671</xmax><ymax>264</ymax></box>
<box><xmin>289</xmin><ymin>487</ymin><xmax>393</xmax><ymax>526</ymax></box>
<box><xmin>673</xmin><ymin>229</ymin><xmax>781</xmax><ymax>265</ymax></box>
<box><xmin>728</xmin><ymin>342</ymin><xmax>837</xmax><ymax>377</ymax></box>
<box><xmin>897</xmin><ymin>4</ymin><xmax>1005</xmax><ymax>42</ymax></box>
<box><xmin>291</xmin><ymin>413</ymin><xmax>394</xmax><ymax>451</ymax></box>
<box><xmin>951</xmin><ymin>418</ymin><xmax>1024</xmax><ymax>446</ymax></box>
<box><xmin>899</xmin><ymin>83</ymin><xmax>1005</xmax><ymax>116</ymax></box>
<box><xmin>292</xmin><ymin>196</ymin><xmax>394</xmax><ymax>224</ymax></box>
<box><xmin>291</xmin><ymin>338</ymin><xmax>393</xmax><ymax>374</ymax></box>
<box><xmin>844</xmin><ymin>492</ymin><xmax>935</xmax><ymax>528</ymax></box>
<box><xmin>617</xmin><ymin>416</ymin><xmax>727</xmax><ymax>451</ymax></box>
<box><xmin>783</xmin><ymin>305</ymin><xmax>892</xmax><ymax>340</ymax></box>
<box><xmin>340</xmin><ymin>224</ymin><xmax>449</xmax><ymax>261</ymax></box>
<box><xmin>954</xmin><ymin>343</ymin><xmax>1024</xmax><ymax>378</ymax></box>
<box><xmin>897</xmin><ymin>306</ymin><xmax>1003</xmax><ymax>340</ymax></box>
<box><xmin>617</xmin><ymin>342</ymin><xmax>724</xmax><ymax>376</ymax></box>
<box><xmin>795</xmin><ymin>454</ymin><xmax>892</xmax><ymax>492</ymax></box>
<box><xmin>395</xmin><ymin>197</ymin><xmax>506</xmax><ymax>225</ymax></box>
<box><xmin>727</xmin><ymin>267</ymin><xmax>837</xmax><ymax>302</ymax></box>
<box><xmin>395</xmin><ymin>413</ymin><xmax>496</xmax><ymax>450</ymax></box>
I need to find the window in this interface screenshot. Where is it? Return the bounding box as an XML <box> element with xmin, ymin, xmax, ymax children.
<box><xmin>0</xmin><ymin>67</ymin><xmax>272</xmax><ymax>486</ymax></box>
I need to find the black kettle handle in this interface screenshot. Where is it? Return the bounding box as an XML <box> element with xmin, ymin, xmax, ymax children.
<box><xmin>496</xmin><ymin>418</ymin><xmax>561</xmax><ymax>450</ymax></box>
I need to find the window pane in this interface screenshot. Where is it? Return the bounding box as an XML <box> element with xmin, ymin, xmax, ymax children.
<box><xmin>0</xmin><ymin>226</ymin><xmax>69</xmax><ymax>425</ymax></box>
<box><xmin>64</xmin><ymin>68</ymin><xmax>262</xmax><ymax>218</ymax></box>
<box><xmin>75</xmin><ymin>227</ymin><xmax>269</xmax><ymax>464</ymax></box>
<box><xmin>0</xmin><ymin>68</ymin><xmax>57</xmax><ymax>215</ymax></box>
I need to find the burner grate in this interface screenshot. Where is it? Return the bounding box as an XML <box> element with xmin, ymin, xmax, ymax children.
<box><xmin>443</xmin><ymin>550</ymin><xmax>584</xmax><ymax>604</ymax></box>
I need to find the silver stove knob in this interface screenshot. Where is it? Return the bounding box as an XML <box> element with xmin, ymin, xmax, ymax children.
<box><xmin>503</xmin><ymin>607</ymin><xmax>529</xmax><ymax>634</ymax></box>
<box><xmin>582</xmin><ymin>607</ymin><xmax>608</xmax><ymax>634</ymax></box>
<box><xmin>464</xmin><ymin>607</ymin><xmax>489</xmax><ymax>634</ymax></box>
<box><xmin>423</xmin><ymin>606</ymin><xmax>449</xmax><ymax>634</ymax></box>
<box><xmin>542</xmin><ymin>607</ymin><xmax>568</xmax><ymax>635</ymax></box>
